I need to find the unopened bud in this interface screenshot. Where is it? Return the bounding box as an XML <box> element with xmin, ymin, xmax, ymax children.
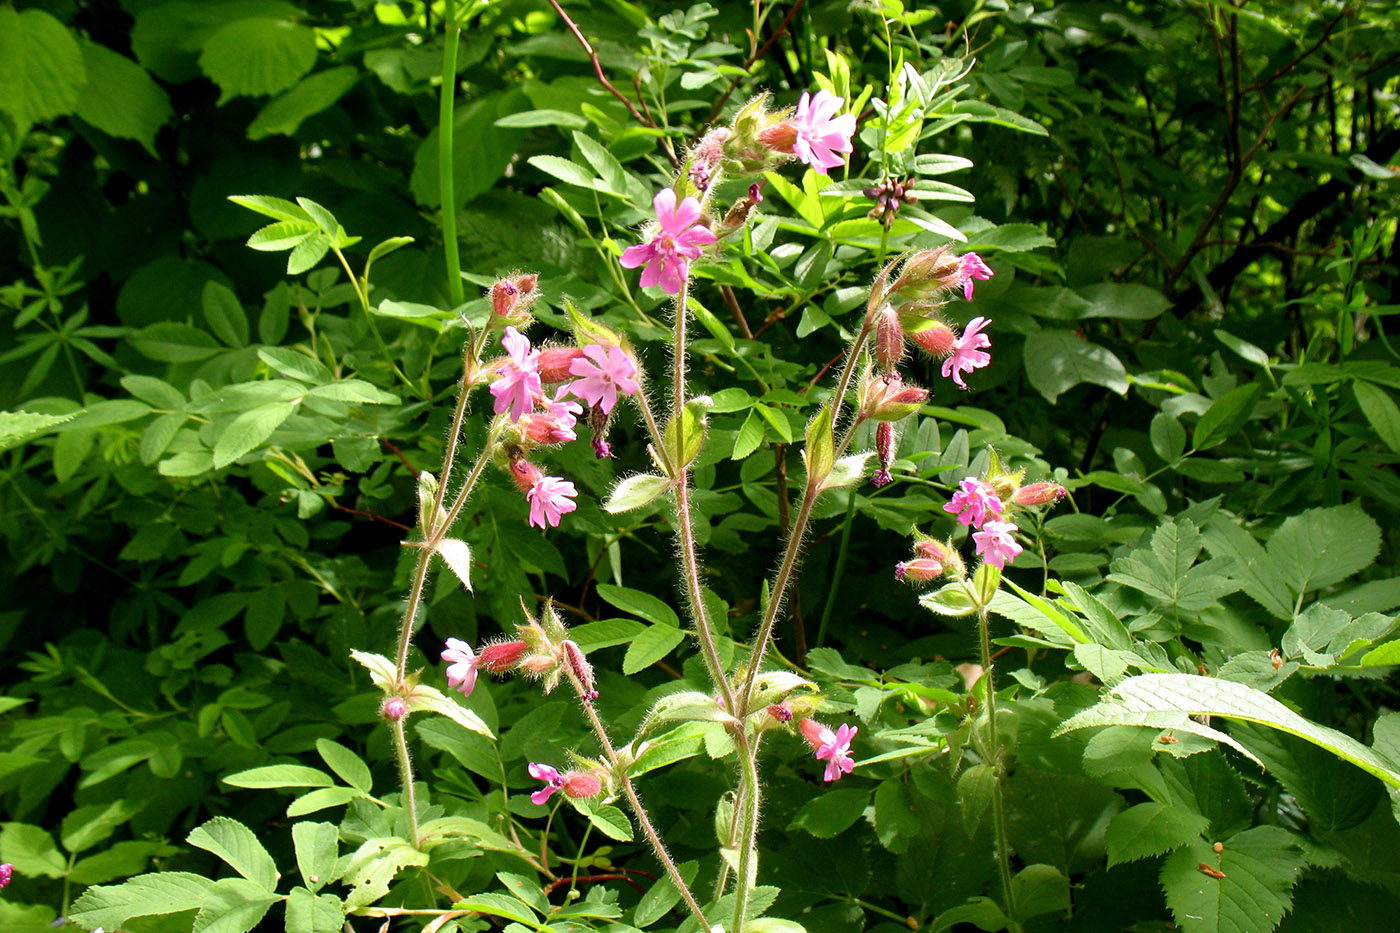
<box><xmin>509</xmin><ymin>458</ymin><xmax>543</xmax><ymax>493</ymax></box>
<box><xmin>906</xmin><ymin>319</ymin><xmax>957</xmax><ymax>357</ymax></box>
<box><xmin>861</xmin><ymin>374</ymin><xmax>928</xmax><ymax>422</ymax></box>
<box><xmin>479</xmin><ymin>640</ymin><xmax>529</xmax><ymax>674</ymax></box>
<box><xmin>562</xmin><ymin>770</ymin><xmax>603</xmax><ymax>799</ymax></box>
<box><xmin>490</xmin><ymin>273</ymin><xmax>540</xmax><ymax>323</ymax></box>
<box><xmin>563</xmin><ymin>640</ymin><xmax>597</xmax><ymax>701</ymax></box>
<box><xmin>520</xmin><ymin>413</ymin><xmax>576</xmax><ymax>446</ymax></box>
<box><xmin>874</xmin><ymin>307</ymin><xmax>905</xmax><ymax>373</ymax></box>
<box><xmin>872</xmin><ymin>421</ymin><xmax>897</xmax><ymax>487</ymax></box>
<box><xmin>1011</xmin><ymin>482</ymin><xmax>1066</xmax><ymax>507</ymax></box>
<box><xmin>381</xmin><ymin>697</ymin><xmax>409</xmax><ymax>721</ymax></box>
<box><xmin>895</xmin><ymin>558</ymin><xmax>944</xmax><ymax>584</ymax></box>
<box><xmin>915</xmin><ymin>537</ymin><xmax>953</xmax><ymax>564</ymax></box>
<box><xmin>757</xmin><ymin>121</ymin><xmax>799</xmax><ymax>156</ymax></box>
<box><xmin>767</xmin><ymin>703</ymin><xmax>794</xmax><ymax>723</ymax></box>
<box><xmin>537</xmin><ymin>347</ymin><xmax>585</xmax><ymax>383</ymax></box>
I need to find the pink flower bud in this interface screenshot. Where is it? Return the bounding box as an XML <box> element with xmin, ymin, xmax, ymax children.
<box><xmin>872</xmin><ymin>421</ymin><xmax>897</xmax><ymax>487</ymax></box>
<box><xmin>767</xmin><ymin>702</ymin><xmax>794</xmax><ymax>723</ymax></box>
<box><xmin>509</xmin><ymin>458</ymin><xmax>543</xmax><ymax>494</ymax></box>
<box><xmin>537</xmin><ymin>347</ymin><xmax>586</xmax><ymax>383</ymax></box>
<box><xmin>874</xmin><ymin>307</ymin><xmax>905</xmax><ymax>373</ymax></box>
<box><xmin>861</xmin><ymin>374</ymin><xmax>928</xmax><ymax>422</ymax></box>
<box><xmin>563</xmin><ymin>640</ymin><xmax>597</xmax><ymax>701</ymax></box>
<box><xmin>562</xmin><ymin>770</ymin><xmax>603</xmax><ymax>799</ymax></box>
<box><xmin>797</xmin><ymin>717</ymin><xmax>828</xmax><ymax>753</ymax></box>
<box><xmin>1012</xmin><ymin>482</ymin><xmax>1066</xmax><ymax>507</ymax></box>
<box><xmin>914</xmin><ymin>537</ymin><xmax>954</xmax><ymax>564</ymax></box>
<box><xmin>908</xmin><ymin>320</ymin><xmax>957</xmax><ymax>357</ymax></box>
<box><xmin>895</xmin><ymin>558</ymin><xmax>943</xmax><ymax>584</ymax></box>
<box><xmin>0</xmin><ymin>863</ymin><xmax>14</xmax><ymax>889</ymax></box>
<box><xmin>381</xmin><ymin>697</ymin><xmax>408</xmax><ymax>721</ymax></box>
<box><xmin>479</xmin><ymin>640</ymin><xmax>529</xmax><ymax>674</ymax></box>
<box><xmin>490</xmin><ymin>273</ymin><xmax>540</xmax><ymax>321</ymax></box>
<box><xmin>520</xmin><ymin>413</ymin><xmax>577</xmax><ymax>445</ymax></box>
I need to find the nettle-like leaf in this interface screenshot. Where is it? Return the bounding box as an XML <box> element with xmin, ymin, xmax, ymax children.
<box><xmin>1159</xmin><ymin>827</ymin><xmax>1307</xmax><ymax>933</ymax></box>
<box><xmin>1108</xmin><ymin>518</ymin><xmax>1239</xmax><ymax>616</ymax></box>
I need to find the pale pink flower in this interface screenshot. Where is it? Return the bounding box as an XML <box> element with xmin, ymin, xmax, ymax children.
<box><xmin>972</xmin><ymin>520</ymin><xmax>1024</xmax><ymax>570</ymax></box>
<box><xmin>568</xmin><ymin>345</ymin><xmax>640</xmax><ymax>414</ymax></box>
<box><xmin>815</xmin><ymin>723</ymin><xmax>858</xmax><ymax>782</ymax></box>
<box><xmin>941</xmin><ymin>316</ymin><xmax>992</xmax><ymax>388</ymax></box>
<box><xmin>955</xmin><ymin>253</ymin><xmax>994</xmax><ymax>301</ymax></box>
<box><xmin>944</xmin><ymin>477</ymin><xmax>1004</xmax><ymax>529</ymax></box>
<box><xmin>528</xmin><ymin>762</ymin><xmax>564</xmax><ymax>805</ymax></box>
<box><xmin>619</xmin><ymin>189</ymin><xmax>717</xmax><ymax>295</ymax></box>
<box><xmin>441</xmin><ymin>638</ymin><xmax>479</xmax><ymax>697</ymax></box>
<box><xmin>490</xmin><ymin>326</ymin><xmax>542</xmax><ymax>422</ymax></box>
<box><xmin>791</xmin><ymin>90</ymin><xmax>856</xmax><ymax>173</ymax></box>
<box><xmin>527</xmin><ymin>475</ymin><xmax>577</xmax><ymax>529</ymax></box>
<box><xmin>381</xmin><ymin>697</ymin><xmax>408</xmax><ymax>721</ymax></box>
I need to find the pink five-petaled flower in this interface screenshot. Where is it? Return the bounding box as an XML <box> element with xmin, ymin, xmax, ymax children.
<box><xmin>528</xmin><ymin>762</ymin><xmax>565</xmax><ymax>805</ymax></box>
<box><xmin>441</xmin><ymin>638</ymin><xmax>479</xmax><ymax>697</ymax></box>
<box><xmin>527</xmin><ymin>475</ymin><xmax>577</xmax><ymax>529</ymax></box>
<box><xmin>619</xmin><ymin>189</ymin><xmax>717</xmax><ymax>295</ymax></box>
<box><xmin>490</xmin><ymin>326</ymin><xmax>542</xmax><ymax>423</ymax></box>
<box><xmin>941</xmin><ymin>316</ymin><xmax>993</xmax><ymax>389</ymax></box>
<box><xmin>944</xmin><ymin>477</ymin><xmax>1004</xmax><ymax>529</ymax></box>
<box><xmin>815</xmin><ymin>723</ymin><xmax>858</xmax><ymax>782</ymax></box>
<box><xmin>955</xmin><ymin>253</ymin><xmax>995</xmax><ymax>301</ymax></box>
<box><xmin>973</xmin><ymin>520</ymin><xmax>1024</xmax><ymax>570</ymax></box>
<box><xmin>791</xmin><ymin>90</ymin><xmax>857</xmax><ymax>174</ymax></box>
<box><xmin>568</xmin><ymin>345</ymin><xmax>640</xmax><ymax>415</ymax></box>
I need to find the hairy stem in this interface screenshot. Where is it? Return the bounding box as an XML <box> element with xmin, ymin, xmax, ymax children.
<box><xmin>391</xmin><ymin>718</ymin><xmax>421</xmax><ymax>846</ymax></box>
<box><xmin>729</xmin><ymin>731</ymin><xmax>762</xmax><ymax>933</ymax></box>
<box><xmin>977</xmin><ymin>605</ymin><xmax>1018</xmax><ymax>925</ymax></box>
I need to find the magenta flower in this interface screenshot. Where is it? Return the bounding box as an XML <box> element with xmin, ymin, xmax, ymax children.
<box><xmin>941</xmin><ymin>316</ymin><xmax>992</xmax><ymax>389</ymax></box>
<box><xmin>955</xmin><ymin>253</ymin><xmax>995</xmax><ymax>301</ymax></box>
<box><xmin>527</xmin><ymin>475</ymin><xmax>578</xmax><ymax>529</ymax></box>
<box><xmin>441</xmin><ymin>638</ymin><xmax>479</xmax><ymax>697</ymax></box>
<box><xmin>528</xmin><ymin>762</ymin><xmax>565</xmax><ymax>805</ymax></box>
<box><xmin>619</xmin><ymin>189</ymin><xmax>717</xmax><ymax>295</ymax></box>
<box><xmin>815</xmin><ymin>723</ymin><xmax>858</xmax><ymax>782</ymax></box>
<box><xmin>0</xmin><ymin>863</ymin><xmax>12</xmax><ymax>889</ymax></box>
<box><xmin>944</xmin><ymin>477</ymin><xmax>1004</xmax><ymax>529</ymax></box>
<box><xmin>568</xmin><ymin>345</ymin><xmax>640</xmax><ymax>414</ymax></box>
<box><xmin>490</xmin><ymin>326</ymin><xmax>542</xmax><ymax>423</ymax></box>
<box><xmin>972</xmin><ymin>520</ymin><xmax>1024</xmax><ymax>570</ymax></box>
<box><xmin>791</xmin><ymin>90</ymin><xmax>856</xmax><ymax>174</ymax></box>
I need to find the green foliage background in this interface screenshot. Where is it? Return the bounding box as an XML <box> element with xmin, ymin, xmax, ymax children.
<box><xmin>1</xmin><ymin>1</ymin><xmax>1399</xmax><ymax>931</ymax></box>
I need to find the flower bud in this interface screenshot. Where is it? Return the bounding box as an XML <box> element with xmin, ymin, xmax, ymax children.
<box><xmin>479</xmin><ymin>640</ymin><xmax>529</xmax><ymax>674</ymax></box>
<box><xmin>895</xmin><ymin>558</ymin><xmax>944</xmax><ymax>584</ymax></box>
<box><xmin>906</xmin><ymin>319</ymin><xmax>957</xmax><ymax>357</ymax></box>
<box><xmin>509</xmin><ymin>458</ymin><xmax>543</xmax><ymax>494</ymax></box>
<box><xmin>874</xmin><ymin>307</ymin><xmax>905</xmax><ymax>373</ymax></box>
<box><xmin>490</xmin><ymin>273</ymin><xmax>540</xmax><ymax>323</ymax></box>
<box><xmin>872</xmin><ymin>421</ymin><xmax>897</xmax><ymax>487</ymax></box>
<box><xmin>1011</xmin><ymin>482</ymin><xmax>1066</xmax><ymax>507</ymax></box>
<box><xmin>716</xmin><ymin>183</ymin><xmax>765</xmax><ymax>237</ymax></box>
<box><xmin>0</xmin><ymin>863</ymin><xmax>12</xmax><ymax>889</ymax></box>
<box><xmin>381</xmin><ymin>697</ymin><xmax>409</xmax><ymax>721</ymax></box>
<box><xmin>767</xmin><ymin>702</ymin><xmax>794</xmax><ymax>723</ymax></box>
<box><xmin>914</xmin><ymin>537</ymin><xmax>953</xmax><ymax>564</ymax></box>
<box><xmin>537</xmin><ymin>347</ymin><xmax>585</xmax><ymax>383</ymax></box>
<box><xmin>519</xmin><ymin>413</ymin><xmax>576</xmax><ymax>446</ymax></box>
<box><xmin>860</xmin><ymin>374</ymin><xmax>928</xmax><ymax>422</ymax></box>
<box><xmin>561</xmin><ymin>770</ymin><xmax>603</xmax><ymax>799</ymax></box>
<box><xmin>563</xmin><ymin>640</ymin><xmax>597</xmax><ymax>701</ymax></box>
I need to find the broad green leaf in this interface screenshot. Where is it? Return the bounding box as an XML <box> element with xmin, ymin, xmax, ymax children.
<box><xmin>623</xmin><ymin>625</ymin><xmax>687</xmax><ymax>674</ymax></box>
<box><xmin>284</xmin><ymin>887</ymin><xmax>343</xmax><ymax>932</ymax></box>
<box><xmin>287</xmin><ymin>787</ymin><xmax>360</xmax><ymax>818</ymax></box>
<box><xmin>70</xmin><ymin>840</ymin><xmax>176</xmax><ymax>886</ymax></box>
<box><xmin>634</xmin><ymin>860</ymin><xmax>699</xmax><ymax>927</ymax></box>
<box><xmin>222</xmin><ymin>765</ymin><xmax>336</xmax><ymax>789</ymax></box>
<box><xmin>1011</xmin><ymin>864</ymin><xmax>1070</xmax><ymax>923</ymax></box>
<box><xmin>596</xmin><ymin>583</ymin><xmax>681</xmax><ymax>627</ymax></box>
<box><xmin>70</xmin><ymin>872</ymin><xmax>214</xmax><ymax>930</ymax></box>
<box><xmin>587</xmin><ymin>805</ymin><xmax>634</xmax><ymax>842</ymax></box>
<box><xmin>1192</xmin><ymin>384</ymin><xmax>1260</xmax><ymax>451</ymax></box>
<box><xmin>191</xmin><ymin>876</ymin><xmax>280</xmax><ymax>933</ymax></box>
<box><xmin>787</xmin><ymin>788</ymin><xmax>870</xmax><ymax>838</ymax></box>
<box><xmin>568</xmin><ymin>618</ymin><xmax>646</xmax><ymax>650</ymax></box>
<box><xmin>1354</xmin><ymin>380</ymin><xmax>1400</xmax><ymax>452</ymax></box>
<box><xmin>0</xmin><ymin>9</ymin><xmax>86</xmax><ymax>129</ymax></box>
<box><xmin>258</xmin><ymin>347</ymin><xmax>332</xmax><ymax>384</ymax></box>
<box><xmin>292</xmin><ymin>822</ymin><xmax>339</xmax><ymax>892</ymax></box>
<box><xmin>202</xmin><ymin>281</ymin><xmax>250</xmax><ymax>348</ymax></box>
<box><xmin>453</xmin><ymin>893</ymin><xmax>539</xmax><ymax>924</ymax></box>
<box><xmin>247</xmin><ymin>66</ymin><xmax>358</xmax><ymax>140</ymax></box>
<box><xmin>1023</xmin><ymin>330</ymin><xmax>1128</xmax><ymax>403</ymax></box>
<box><xmin>494</xmin><ymin>108</ymin><xmax>590</xmax><ymax>129</ymax></box>
<box><xmin>305</xmin><ymin>381</ymin><xmax>399</xmax><ymax>404</ymax></box>
<box><xmin>1201</xmin><ymin>516</ymin><xmax>1292</xmax><ymax>620</ymax></box>
<box><xmin>1150</xmin><ymin>412</ymin><xmax>1186</xmax><ymax>463</ymax></box>
<box><xmin>919</xmin><ymin>582</ymin><xmax>978</xmax><ymax>617</ymax></box>
<box><xmin>213</xmin><ymin>401</ymin><xmax>297</xmax><ymax>468</ymax></box>
<box><xmin>74</xmin><ymin>39</ymin><xmax>172</xmax><ymax>154</ymax></box>
<box><xmin>315</xmin><ymin>739</ymin><xmax>371</xmax><ymax>794</ymax></box>
<box><xmin>1159</xmin><ymin>828</ymin><xmax>1305</xmax><ymax>933</ymax></box>
<box><xmin>130</xmin><ymin>322</ymin><xmax>222</xmax><ymax>362</ymax></box>
<box><xmin>528</xmin><ymin>155</ymin><xmax>600</xmax><ymax>189</ymax></box>
<box><xmin>1076</xmin><ymin>283</ymin><xmax>1169</xmax><ymax>320</ymax></box>
<box><xmin>0</xmin><ymin>410</ymin><xmax>77</xmax><ymax>452</ymax></box>
<box><xmin>958</xmin><ymin>763</ymin><xmax>997</xmax><ymax>837</ymax></box>
<box><xmin>411</xmin><ymin>92</ymin><xmax>526</xmax><ymax>208</ymax></box>
<box><xmin>604</xmin><ymin>473</ymin><xmax>672</xmax><ymax>513</ymax></box>
<box><xmin>1215</xmin><ymin>329</ymin><xmax>1271</xmax><ymax>368</ymax></box>
<box><xmin>1267</xmin><ymin>504</ymin><xmax>1381</xmax><ymax>596</ymax></box>
<box><xmin>645</xmin><ymin>691</ymin><xmax>733</xmax><ymax>728</ymax></box>
<box><xmin>1057</xmin><ymin>674</ymin><xmax>1400</xmax><ymax>789</ymax></box>
<box><xmin>0</xmin><ymin>823</ymin><xmax>67</xmax><ymax>877</ymax></box>
<box><xmin>286</xmin><ymin>231</ymin><xmax>331</xmax><ymax>274</ymax></box>
<box><xmin>1105</xmin><ymin>802</ymin><xmax>1210</xmax><ymax>866</ymax></box>
<box><xmin>409</xmin><ymin>686</ymin><xmax>494</xmax><ymax>738</ymax></box>
<box><xmin>187</xmin><ymin>818</ymin><xmax>279</xmax><ymax>891</ymax></box>
<box><xmin>199</xmin><ymin>18</ymin><xmax>317</xmax><ymax>102</ymax></box>
<box><xmin>1228</xmin><ymin>721</ymin><xmax>1380</xmax><ymax>833</ymax></box>
<box><xmin>61</xmin><ymin>799</ymin><xmax>143</xmax><ymax>854</ymax></box>
<box><xmin>246</xmin><ymin>220</ymin><xmax>315</xmax><ymax>251</ymax></box>
<box><xmin>228</xmin><ymin>195</ymin><xmax>311</xmax><ymax>224</ymax></box>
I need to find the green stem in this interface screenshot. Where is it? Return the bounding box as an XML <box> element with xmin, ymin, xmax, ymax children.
<box><xmin>729</xmin><ymin>731</ymin><xmax>762</xmax><ymax>933</ymax></box>
<box><xmin>330</xmin><ymin>244</ymin><xmax>419</xmax><ymax>396</ymax></box>
<box><xmin>439</xmin><ymin>0</ymin><xmax>465</xmax><ymax>309</ymax></box>
<box><xmin>391</xmin><ymin>718</ymin><xmax>421</xmax><ymax>846</ymax></box>
<box><xmin>977</xmin><ymin>605</ymin><xmax>1018</xmax><ymax>925</ymax></box>
<box><xmin>568</xmin><ymin>820</ymin><xmax>594</xmax><ymax>899</ymax></box>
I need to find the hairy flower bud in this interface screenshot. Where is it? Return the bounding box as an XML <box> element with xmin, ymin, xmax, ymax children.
<box><xmin>479</xmin><ymin>640</ymin><xmax>529</xmax><ymax>674</ymax></box>
<box><xmin>906</xmin><ymin>319</ymin><xmax>958</xmax><ymax>357</ymax></box>
<box><xmin>874</xmin><ymin>306</ymin><xmax>905</xmax><ymax>373</ymax></box>
<box><xmin>797</xmin><ymin>717</ymin><xmax>829</xmax><ymax>752</ymax></box>
<box><xmin>895</xmin><ymin>557</ymin><xmax>943</xmax><ymax>584</ymax></box>
<box><xmin>381</xmin><ymin>697</ymin><xmax>408</xmax><ymax>721</ymax></box>
<box><xmin>561</xmin><ymin>770</ymin><xmax>604</xmax><ymax>799</ymax></box>
<box><xmin>490</xmin><ymin>273</ymin><xmax>540</xmax><ymax>323</ymax></box>
<box><xmin>872</xmin><ymin>421</ymin><xmax>897</xmax><ymax>487</ymax></box>
<box><xmin>563</xmin><ymin>640</ymin><xmax>597</xmax><ymax>701</ymax></box>
<box><xmin>1011</xmin><ymin>482</ymin><xmax>1067</xmax><ymax>507</ymax></box>
<box><xmin>860</xmin><ymin>374</ymin><xmax>928</xmax><ymax>422</ymax></box>
<box><xmin>537</xmin><ymin>346</ymin><xmax>586</xmax><ymax>383</ymax></box>
<box><xmin>767</xmin><ymin>702</ymin><xmax>794</xmax><ymax>723</ymax></box>
<box><xmin>509</xmin><ymin>458</ymin><xmax>543</xmax><ymax>494</ymax></box>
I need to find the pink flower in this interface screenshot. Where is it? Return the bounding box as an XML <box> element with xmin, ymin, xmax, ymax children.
<box><xmin>941</xmin><ymin>316</ymin><xmax>992</xmax><ymax>389</ymax></box>
<box><xmin>815</xmin><ymin>723</ymin><xmax>858</xmax><ymax>782</ymax></box>
<box><xmin>381</xmin><ymin>697</ymin><xmax>409</xmax><ymax>721</ymax></box>
<box><xmin>490</xmin><ymin>326</ymin><xmax>542</xmax><ymax>422</ymax></box>
<box><xmin>568</xmin><ymin>345</ymin><xmax>640</xmax><ymax>414</ymax></box>
<box><xmin>619</xmin><ymin>189</ymin><xmax>717</xmax><ymax>295</ymax></box>
<box><xmin>441</xmin><ymin>638</ymin><xmax>479</xmax><ymax>697</ymax></box>
<box><xmin>972</xmin><ymin>520</ymin><xmax>1024</xmax><ymax>570</ymax></box>
<box><xmin>791</xmin><ymin>90</ymin><xmax>856</xmax><ymax>174</ymax></box>
<box><xmin>528</xmin><ymin>762</ymin><xmax>564</xmax><ymax>805</ymax></box>
<box><xmin>0</xmin><ymin>863</ymin><xmax>12</xmax><ymax>889</ymax></box>
<box><xmin>527</xmin><ymin>475</ymin><xmax>577</xmax><ymax>528</ymax></box>
<box><xmin>955</xmin><ymin>253</ymin><xmax>994</xmax><ymax>301</ymax></box>
<box><xmin>944</xmin><ymin>477</ymin><xmax>1004</xmax><ymax>529</ymax></box>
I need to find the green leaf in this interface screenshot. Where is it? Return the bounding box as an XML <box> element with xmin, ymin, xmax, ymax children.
<box><xmin>958</xmin><ymin>763</ymin><xmax>997</xmax><ymax>837</ymax></box>
<box><xmin>315</xmin><ymin>739</ymin><xmax>372</xmax><ymax>794</ymax></box>
<box><xmin>1010</xmin><ymin>864</ymin><xmax>1070</xmax><ymax>923</ymax></box>
<box><xmin>1023</xmin><ymin>330</ymin><xmax>1128</xmax><ymax>403</ymax></box>
<box><xmin>258</xmin><ymin>347</ymin><xmax>332</xmax><ymax>384</ymax></box>
<box><xmin>1150</xmin><ymin>412</ymin><xmax>1186</xmax><ymax>463</ymax></box>
<box><xmin>1215</xmin><ymin>329</ymin><xmax>1271</xmax><ymax>368</ymax></box>
<box><xmin>191</xmin><ymin>876</ymin><xmax>280</xmax><ymax>933</ymax></box>
<box><xmin>596</xmin><ymin>583</ymin><xmax>681</xmax><ymax>627</ymax></box>
<box><xmin>1192</xmin><ymin>384</ymin><xmax>1261</xmax><ymax>451</ymax></box>
<box><xmin>634</xmin><ymin>860</ymin><xmax>699</xmax><ymax>927</ymax></box>
<box><xmin>0</xmin><ymin>410</ymin><xmax>78</xmax><ymax>452</ymax></box>
<box><xmin>203</xmin><ymin>281</ymin><xmax>250</xmax><ymax>348</ymax></box>
<box><xmin>305</xmin><ymin>381</ymin><xmax>399</xmax><ymax>404</ymax></box>
<box><xmin>73</xmin><ymin>40</ymin><xmax>172</xmax><ymax>154</ymax></box>
<box><xmin>213</xmin><ymin>401</ymin><xmax>297</xmax><ymax>468</ymax></box>
<box><xmin>284</xmin><ymin>887</ymin><xmax>343</xmax><ymax>932</ymax></box>
<box><xmin>411</xmin><ymin>92</ymin><xmax>526</xmax><ymax>209</ymax></box>
<box><xmin>1160</xmin><ymin>828</ymin><xmax>1306</xmax><ymax>933</ymax></box>
<box><xmin>228</xmin><ymin>195</ymin><xmax>312</xmax><ymax>224</ymax></box>
<box><xmin>453</xmin><ymin>893</ymin><xmax>539</xmax><ymax>925</ymax></box>
<box><xmin>292</xmin><ymin>822</ymin><xmax>339</xmax><ymax>893</ymax></box>
<box><xmin>247</xmin><ymin>66</ymin><xmax>358</xmax><ymax>140</ymax></box>
<box><xmin>1056</xmin><ymin>674</ymin><xmax>1400</xmax><ymax>789</ymax></box>
<box><xmin>286</xmin><ymin>231</ymin><xmax>331</xmax><ymax>274</ymax></box>
<box><xmin>1354</xmin><ymin>380</ymin><xmax>1400</xmax><ymax>453</ymax></box>
<box><xmin>787</xmin><ymin>788</ymin><xmax>870</xmax><ymax>838</ymax></box>
<box><xmin>223</xmin><ymin>765</ymin><xmax>336</xmax><ymax>789</ymax></box>
<box><xmin>732</xmin><ymin>409</ymin><xmax>765</xmax><ymax>459</ymax></box>
<box><xmin>409</xmin><ymin>686</ymin><xmax>494</xmax><ymax>738</ymax></box>
<box><xmin>246</xmin><ymin>220</ymin><xmax>315</xmax><ymax>252</ymax></box>
<box><xmin>623</xmin><ymin>625</ymin><xmax>687</xmax><ymax>675</ymax></box>
<box><xmin>528</xmin><ymin>154</ymin><xmax>600</xmax><ymax>189</ymax></box>
<box><xmin>919</xmin><ymin>582</ymin><xmax>978</xmax><ymax>617</ymax></box>
<box><xmin>587</xmin><ymin>805</ymin><xmax>634</xmax><ymax>841</ymax></box>
<box><xmin>604</xmin><ymin>473</ymin><xmax>672</xmax><ymax>513</ymax></box>
<box><xmin>0</xmin><ymin>9</ymin><xmax>86</xmax><ymax>129</ymax></box>
<box><xmin>0</xmin><ymin>823</ymin><xmax>67</xmax><ymax>878</ymax></box>
<box><xmin>187</xmin><ymin>817</ymin><xmax>279</xmax><ymax>891</ymax></box>
<box><xmin>70</xmin><ymin>841</ymin><xmax>175</xmax><ymax>886</ymax></box>
<box><xmin>1201</xmin><ymin>516</ymin><xmax>1293</xmax><ymax>620</ymax></box>
<box><xmin>569</xmin><ymin>618</ymin><xmax>646</xmax><ymax>650</ymax></box>
<box><xmin>1076</xmin><ymin>283</ymin><xmax>1169</xmax><ymax>320</ymax></box>
<box><xmin>287</xmin><ymin>787</ymin><xmax>360</xmax><ymax>818</ymax></box>
<box><xmin>434</xmin><ymin>538</ymin><xmax>473</xmax><ymax>592</ymax></box>
<box><xmin>130</xmin><ymin>322</ymin><xmax>222</xmax><ymax>362</ymax></box>
<box><xmin>70</xmin><ymin>871</ymin><xmax>214</xmax><ymax>931</ymax></box>
<box><xmin>199</xmin><ymin>17</ymin><xmax>317</xmax><ymax>102</ymax></box>
<box><xmin>494</xmin><ymin>108</ymin><xmax>590</xmax><ymax>129</ymax></box>
<box><xmin>805</xmin><ymin>405</ymin><xmax>835</xmax><ymax>485</ymax></box>
<box><xmin>61</xmin><ymin>799</ymin><xmax>143</xmax><ymax>855</ymax></box>
<box><xmin>1105</xmin><ymin>802</ymin><xmax>1210</xmax><ymax>866</ymax></box>
<box><xmin>1267</xmin><ymin>503</ymin><xmax>1381</xmax><ymax>596</ymax></box>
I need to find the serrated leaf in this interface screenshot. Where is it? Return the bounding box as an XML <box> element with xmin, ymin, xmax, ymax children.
<box><xmin>1160</xmin><ymin>828</ymin><xmax>1306</xmax><ymax>933</ymax></box>
<box><xmin>1354</xmin><ymin>380</ymin><xmax>1400</xmax><ymax>453</ymax></box>
<box><xmin>213</xmin><ymin>401</ymin><xmax>297</xmax><ymax>468</ymax></box>
<box><xmin>587</xmin><ymin>805</ymin><xmax>633</xmax><ymax>841</ymax></box>
<box><xmin>0</xmin><ymin>822</ymin><xmax>66</xmax><ymax>877</ymax></box>
<box><xmin>191</xmin><ymin>876</ymin><xmax>279</xmax><ymax>933</ymax></box>
<box><xmin>409</xmin><ymin>686</ymin><xmax>494</xmax><ymax>738</ymax></box>
<box><xmin>74</xmin><ymin>39</ymin><xmax>172</xmax><ymax>155</ymax></box>
<box><xmin>258</xmin><ymin>346</ymin><xmax>332</xmax><ymax>384</ymax></box>
<box><xmin>434</xmin><ymin>539</ymin><xmax>473</xmax><ymax>592</ymax></box>
<box><xmin>130</xmin><ymin>322</ymin><xmax>221</xmax><ymax>362</ymax></box>
<box><xmin>222</xmin><ymin>765</ymin><xmax>336</xmax><ymax>789</ymax></box>
<box><xmin>246</xmin><ymin>220</ymin><xmax>315</xmax><ymax>251</ymax></box>
<box><xmin>1192</xmin><ymin>384</ymin><xmax>1261</xmax><ymax>451</ymax></box>
<box><xmin>247</xmin><ymin>65</ymin><xmax>358</xmax><ymax>140</ymax></box>
<box><xmin>292</xmin><ymin>822</ymin><xmax>339</xmax><ymax>892</ymax></box>
<box><xmin>202</xmin><ymin>281</ymin><xmax>250</xmax><ymax>347</ymax></box>
<box><xmin>454</xmin><ymin>893</ymin><xmax>539</xmax><ymax>924</ymax></box>
<box><xmin>287</xmin><ymin>787</ymin><xmax>360</xmax><ymax>818</ymax></box>
<box><xmin>1267</xmin><ymin>504</ymin><xmax>1381</xmax><ymax>597</ymax></box>
<box><xmin>199</xmin><ymin>18</ymin><xmax>317</xmax><ymax>102</ymax></box>
<box><xmin>1201</xmin><ymin>516</ymin><xmax>1293</xmax><ymax>620</ymax></box>
<box><xmin>623</xmin><ymin>625</ymin><xmax>686</xmax><ymax>675</ymax></box>
<box><xmin>315</xmin><ymin>739</ymin><xmax>371</xmax><ymax>794</ymax></box>
<box><xmin>0</xmin><ymin>9</ymin><xmax>86</xmax><ymax>129</ymax></box>
<box><xmin>187</xmin><ymin>818</ymin><xmax>279</xmax><ymax>892</ymax></box>
<box><xmin>1105</xmin><ymin>802</ymin><xmax>1210</xmax><ymax>866</ymax></box>
<box><xmin>228</xmin><ymin>195</ymin><xmax>311</xmax><ymax>224</ymax></box>
<box><xmin>284</xmin><ymin>887</ymin><xmax>343</xmax><ymax>932</ymax></box>
<box><xmin>69</xmin><ymin>872</ymin><xmax>214</xmax><ymax>930</ymax></box>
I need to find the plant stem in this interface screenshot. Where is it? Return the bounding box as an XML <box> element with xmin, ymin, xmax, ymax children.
<box><xmin>330</xmin><ymin>244</ymin><xmax>419</xmax><ymax>395</ymax></box>
<box><xmin>815</xmin><ymin>490</ymin><xmax>858</xmax><ymax>648</ymax></box>
<box><xmin>565</xmin><ymin>668</ymin><xmax>711</xmax><ymax>932</ymax></box>
<box><xmin>391</xmin><ymin>717</ymin><xmax>421</xmax><ymax>845</ymax></box>
<box><xmin>977</xmin><ymin>605</ymin><xmax>1017</xmax><ymax>925</ymax></box>
<box><xmin>440</xmin><ymin>0</ymin><xmax>465</xmax><ymax>310</ymax></box>
<box><xmin>728</xmin><ymin>731</ymin><xmax>762</xmax><ymax>933</ymax></box>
